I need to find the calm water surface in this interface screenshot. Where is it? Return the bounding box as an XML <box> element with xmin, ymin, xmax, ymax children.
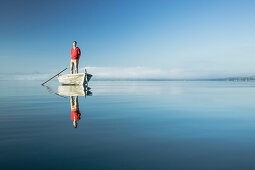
<box><xmin>1</xmin><ymin>80</ymin><xmax>255</xmax><ymax>169</ymax></box>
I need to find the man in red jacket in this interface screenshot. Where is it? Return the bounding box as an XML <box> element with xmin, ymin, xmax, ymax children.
<box><xmin>70</xmin><ymin>41</ymin><xmax>81</xmax><ymax>74</ymax></box>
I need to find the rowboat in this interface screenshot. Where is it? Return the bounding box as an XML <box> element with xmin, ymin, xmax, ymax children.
<box><xmin>58</xmin><ymin>69</ymin><xmax>92</xmax><ymax>86</ymax></box>
<box><xmin>41</xmin><ymin>68</ymin><xmax>92</xmax><ymax>86</ymax></box>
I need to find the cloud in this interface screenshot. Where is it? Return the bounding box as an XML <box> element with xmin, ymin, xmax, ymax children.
<box><xmin>84</xmin><ymin>66</ymin><xmax>201</xmax><ymax>79</ymax></box>
<box><xmin>84</xmin><ymin>66</ymin><xmax>255</xmax><ymax>79</ymax></box>
<box><xmin>0</xmin><ymin>73</ymin><xmax>51</xmax><ymax>81</ymax></box>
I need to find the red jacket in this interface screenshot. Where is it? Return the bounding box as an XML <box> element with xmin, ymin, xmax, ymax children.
<box><xmin>71</xmin><ymin>47</ymin><xmax>81</xmax><ymax>60</ymax></box>
<box><xmin>71</xmin><ymin>110</ymin><xmax>81</xmax><ymax>120</ymax></box>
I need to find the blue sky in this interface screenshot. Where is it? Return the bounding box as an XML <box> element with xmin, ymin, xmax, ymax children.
<box><xmin>1</xmin><ymin>0</ymin><xmax>255</xmax><ymax>78</ymax></box>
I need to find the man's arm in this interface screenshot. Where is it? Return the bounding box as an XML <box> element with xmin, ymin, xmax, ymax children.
<box><xmin>78</xmin><ymin>48</ymin><xmax>81</xmax><ymax>58</ymax></box>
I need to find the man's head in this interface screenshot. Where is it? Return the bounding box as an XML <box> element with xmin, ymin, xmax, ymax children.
<box><xmin>73</xmin><ymin>41</ymin><xmax>77</xmax><ymax>47</ymax></box>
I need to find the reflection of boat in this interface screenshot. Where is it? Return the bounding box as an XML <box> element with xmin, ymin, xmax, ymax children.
<box><xmin>58</xmin><ymin>85</ymin><xmax>92</xmax><ymax>96</ymax></box>
<box><xmin>45</xmin><ymin>86</ymin><xmax>67</xmax><ymax>98</ymax></box>
<box><xmin>58</xmin><ymin>69</ymin><xmax>92</xmax><ymax>86</ymax></box>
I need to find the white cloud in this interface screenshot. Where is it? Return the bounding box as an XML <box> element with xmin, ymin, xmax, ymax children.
<box><xmin>0</xmin><ymin>73</ymin><xmax>51</xmax><ymax>81</ymax></box>
<box><xmin>84</xmin><ymin>66</ymin><xmax>202</xmax><ymax>79</ymax></box>
<box><xmin>84</xmin><ymin>66</ymin><xmax>255</xmax><ymax>79</ymax></box>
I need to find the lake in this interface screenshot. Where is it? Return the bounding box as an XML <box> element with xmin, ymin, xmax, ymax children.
<box><xmin>1</xmin><ymin>80</ymin><xmax>255</xmax><ymax>169</ymax></box>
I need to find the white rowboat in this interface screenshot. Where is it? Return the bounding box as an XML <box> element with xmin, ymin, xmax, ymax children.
<box><xmin>58</xmin><ymin>70</ymin><xmax>92</xmax><ymax>86</ymax></box>
<box><xmin>41</xmin><ymin>68</ymin><xmax>92</xmax><ymax>86</ymax></box>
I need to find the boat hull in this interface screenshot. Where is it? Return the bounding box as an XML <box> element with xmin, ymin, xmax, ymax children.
<box><xmin>58</xmin><ymin>73</ymin><xmax>92</xmax><ymax>85</ymax></box>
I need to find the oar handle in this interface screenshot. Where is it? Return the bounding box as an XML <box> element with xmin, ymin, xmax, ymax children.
<box><xmin>41</xmin><ymin>68</ymin><xmax>67</xmax><ymax>86</ymax></box>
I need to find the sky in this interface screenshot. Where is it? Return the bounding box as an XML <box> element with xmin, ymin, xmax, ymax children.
<box><xmin>1</xmin><ymin>0</ymin><xmax>255</xmax><ymax>79</ymax></box>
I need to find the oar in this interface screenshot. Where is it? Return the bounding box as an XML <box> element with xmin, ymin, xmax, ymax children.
<box><xmin>41</xmin><ymin>68</ymin><xmax>67</xmax><ymax>86</ymax></box>
<box><xmin>44</xmin><ymin>85</ymin><xmax>67</xmax><ymax>98</ymax></box>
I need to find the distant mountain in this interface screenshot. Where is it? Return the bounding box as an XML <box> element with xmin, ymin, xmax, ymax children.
<box><xmin>225</xmin><ymin>76</ymin><xmax>255</xmax><ymax>81</ymax></box>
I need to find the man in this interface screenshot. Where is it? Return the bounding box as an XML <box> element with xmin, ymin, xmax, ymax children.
<box><xmin>70</xmin><ymin>41</ymin><xmax>81</xmax><ymax>74</ymax></box>
<box><xmin>70</xmin><ymin>96</ymin><xmax>81</xmax><ymax>128</ymax></box>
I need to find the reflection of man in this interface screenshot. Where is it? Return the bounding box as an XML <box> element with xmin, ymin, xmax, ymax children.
<box><xmin>70</xmin><ymin>96</ymin><xmax>81</xmax><ymax>128</ymax></box>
